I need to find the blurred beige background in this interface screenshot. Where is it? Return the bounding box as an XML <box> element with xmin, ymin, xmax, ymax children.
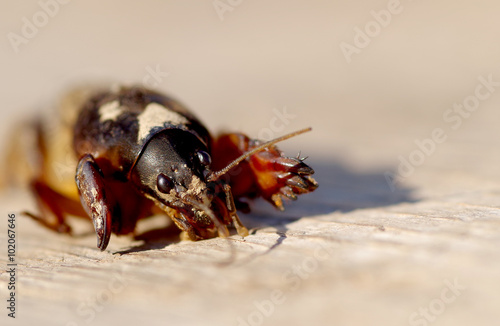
<box><xmin>1</xmin><ymin>1</ymin><xmax>500</xmax><ymax>326</ymax></box>
<box><xmin>2</xmin><ymin>1</ymin><xmax>500</xmax><ymax>167</ymax></box>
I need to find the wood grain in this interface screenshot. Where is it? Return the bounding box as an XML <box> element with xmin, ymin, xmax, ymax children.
<box><xmin>2</xmin><ymin>2</ymin><xmax>500</xmax><ymax>326</ymax></box>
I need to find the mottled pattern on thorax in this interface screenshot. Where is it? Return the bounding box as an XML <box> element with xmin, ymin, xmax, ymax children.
<box><xmin>73</xmin><ymin>86</ymin><xmax>210</xmax><ymax>177</ymax></box>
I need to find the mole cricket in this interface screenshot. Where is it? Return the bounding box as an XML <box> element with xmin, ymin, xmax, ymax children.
<box><xmin>2</xmin><ymin>86</ymin><xmax>318</xmax><ymax>250</ymax></box>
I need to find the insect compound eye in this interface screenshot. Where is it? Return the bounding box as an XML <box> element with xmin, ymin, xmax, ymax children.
<box><xmin>196</xmin><ymin>151</ymin><xmax>212</xmax><ymax>166</ymax></box>
<box><xmin>157</xmin><ymin>173</ymin><xmax>174</xmax><ymax>193</ymax></box>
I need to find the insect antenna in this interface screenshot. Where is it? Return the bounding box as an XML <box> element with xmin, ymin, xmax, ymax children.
<box><xmin>208</xmin><ymin>127</ymin><xmax>312</xmax><ymax>182</ymax></box>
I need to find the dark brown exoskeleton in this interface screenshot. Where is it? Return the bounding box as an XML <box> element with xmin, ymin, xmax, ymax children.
<box><xmin>15</xmin><ymin>86</ymin><xmax>318</xmax><ymax>250</ymax></box>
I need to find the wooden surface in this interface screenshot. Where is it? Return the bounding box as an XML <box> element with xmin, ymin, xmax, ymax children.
<box><xmin>2</xmin><ymin>1</ymin><xmax>500</xmax><ymax>326</ymax></box>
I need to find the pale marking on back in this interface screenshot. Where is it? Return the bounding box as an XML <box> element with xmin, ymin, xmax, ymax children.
<box><xmin>99</xmin><ymin>100</ymin><xmax>123</xmax><ymax>122</ymax></box>
<box><xmin>137</xmin><ymin>102</ymin><xmax>189</xmax><ymax>142</ymax></box>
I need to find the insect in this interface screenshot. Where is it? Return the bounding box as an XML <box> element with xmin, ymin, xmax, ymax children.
<box><xmin>4</xmin><ymin>86</ymin><xmax>318</xmax><ymax>250</ymax></box>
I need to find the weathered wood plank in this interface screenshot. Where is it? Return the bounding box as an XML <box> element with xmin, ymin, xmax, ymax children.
<box><xmin>2</xmin><ymin>2</ymin><xmax>500</xmax><ymax>326</ymax></box>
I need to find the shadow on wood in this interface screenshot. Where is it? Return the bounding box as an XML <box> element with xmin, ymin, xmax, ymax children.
<box><xmin>116</xmin><ymin>160</ymin><xmax>415</xmax><ymax>255</ymax></box>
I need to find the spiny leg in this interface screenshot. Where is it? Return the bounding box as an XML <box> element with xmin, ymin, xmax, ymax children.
<box><xmin>211</xmin><ymin>133</ymin><xmax>318</xmax><ymax>210</ymax></box>
<box><xmin>20</xmin><ymin>119</ymin><xmax>79</xmax><ymax>233</ymax></box>
<box><xmin>24</xmin><ymin>179</ymin><xmax>86</xmax><ymax>234</ymax></box>
<box><xmin>222</xmin><ymin>183</ymin><xmax>249</xmax><ymax>237</ymax></box>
